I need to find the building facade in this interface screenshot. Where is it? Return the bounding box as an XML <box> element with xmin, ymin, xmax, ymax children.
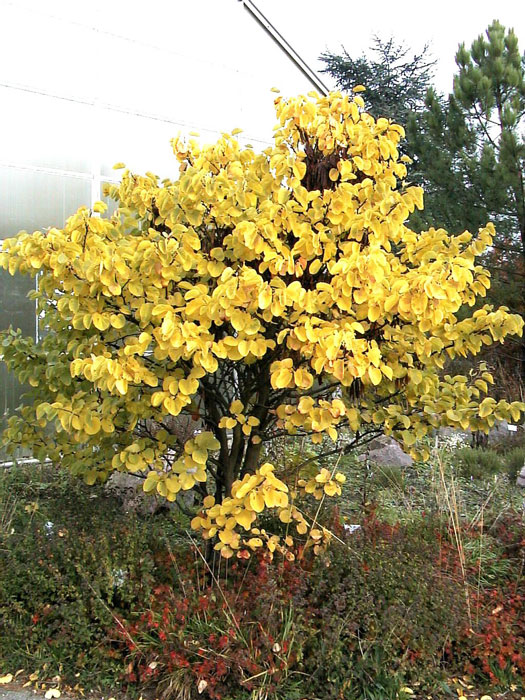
<box><xmin>0</xmin><ymin>0</ymin><xmax>327</xmax><ymax>441</ymax></box>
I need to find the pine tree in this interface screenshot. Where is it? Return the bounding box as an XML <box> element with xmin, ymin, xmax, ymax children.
<box><xmin>409</xmin><ymin>22</ymin><xmax>524</xmax><ymax>257</ymax></box>
<box><xmin>407</xmin><ymin>21</ymin><xmax>525</xmax><ymax>390</ymax></box>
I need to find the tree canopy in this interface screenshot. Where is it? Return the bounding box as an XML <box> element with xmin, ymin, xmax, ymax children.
<box><xmin>407</xmin><ymin>21</ymin><xmax>525</xmax><ymax>387</ymax></box>
<box><xmin>409</xmin><ymin>21</ymin><xmax>524</xmax><ymax>256</ymax></box>
<box><xmin>321</xmin><ymin>23</ymin><xmax>525</xmax><ymax>391</ymax></box>
<box><xmin>1</xmin><ymin>91</ymin><xmax>524</xmax><ymax>560</ymax></box>
<box><xmin>320</xmin><ymin>37</ymin><xmax>436</xmax><ymax>125</ymax></box>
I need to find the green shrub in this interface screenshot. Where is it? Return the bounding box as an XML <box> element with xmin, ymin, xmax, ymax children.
<box><xmin>297</xmin><ymin>517</ymin><xmax>469</xmax><ymax>699</ymax></box>
<box><xmin>453</xmin><ymin>447</ymin><xmax>503</xmax><ymax>480</ymax></box>
<box><xmin>0</xmin><ymin>461</ymin><xmax>180</xmax><ymax>689</ymax></box>
<box><xmin>371</xmin><ymin>465</ymin><xmax>406</xmax><ymax>490</ymax></box>
<box><xmin>502</xmin><ymin>446</ymin><xmax>525</xmax><ymax>481</ymax></box>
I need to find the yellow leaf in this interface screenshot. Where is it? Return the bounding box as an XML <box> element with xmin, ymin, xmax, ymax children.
<box><xmin>83</xmin><ymin>470</ymin><xmax>97</xmax><ymax>485</ymax></box>
<box><xmin>271</xmin><ymin>368</ymin><xmax>293</xmax><ymax>389</ymax></box>
<box><xmin>309</xmin><ymin>259</ymin><xmax>322</xmax><ymax>274</ymax></box>
<box><xmin>192</xmin><ymin>449</ymin><xmax>208</xmax><ymax>465</ymax></box>
<box><xmin>230</xmin><ymin>400</ymin><xmax>244</xmax><ymax>414</ymax></box>
<box><xmin>179</xmin><ymin>378</ymin><xmax>199</xmax><ymax>395</ymax></box>
<box><xmin>84</xmin><ymin>415</ymin><xmax>101</xmax><ymax>435</ymax></box>
<box><xmin>235</xmin><ymin>510</ymin><xmax>254</xmax><ymax>530</ymax></box>
<box><xmin>219</xmin><ymin>417</ymin><xmax>237</xmax><ymax>429</ymax></box>
<box><xmin>258</xmin><ymin>286</ymin><xmax>272</xmax><ymax>309</ymax></box>
<box><xmin>368</xmin><ymin>366</ymin><xmax>382</xmax><ymax>386</ymax></box>
<box><xmin>279</xmin><ymin>508</ymin><xmax>292</xmax><ymax>523</ymax></box>
<box><xmin>92</xmin><ymin>200</ymin><xmax>107</xmax><ymax>214</ymax></box>
<box><xmin>324</xmin><ymin>481</ymin><xmax>338</xmax><ymax>496</ymax></box>
<box><xmin>479</xmin><ymin>397</ymin><xmax>496</xmax><ymax>418</ymax></box>
<box><xmin>0</xmin><ymin>675</ymin><xmax>13</xmax><ymax>685</ymax></box>
<box><xmin>115</xmin><ymin>378</ymin><xmax>128</xmax><ymax>395</ymax></box>
<box><xmin>218</xmin><ymin>528</ymin><xmax>234</xmax><ymax>544</ymax></box>
<box><xmin>249</xmin><ymin>491</ymin><xmax>265</xmax><ymax>513</ymax></box>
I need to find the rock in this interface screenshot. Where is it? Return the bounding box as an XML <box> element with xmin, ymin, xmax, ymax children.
<box><xmin>488</xmin><ymin>420</ymin><xmax>510</xmax><ymax>444</ymax></box>
<box><xmin>367</xmin><ymin>435</ymin><xmax>397</xmax><ymax>451</ymax></box>
<box><xmin>104</xmin><ymin>472</ymin><xmax>158</xmax><ymax>514</ymax></box>
<box><xmin>517</xmin><ymin>464</ymin><xmax>525</xmax><ymax>488</ymax></box>
<box><xmin>435</xmin><ymin>427</ymin><xmax>470</xmax><ymax>447</ymax></box>
<box><xmin>358</xmin><ymin>435</ymin><xmax>413</xmax><ymax>468</ymax></box>
<box><xmin>104</xmin><ymin>471</ymin><xmax>195</xmax><ymax>514</ymax></box>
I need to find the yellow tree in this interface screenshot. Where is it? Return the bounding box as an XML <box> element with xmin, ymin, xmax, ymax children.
<box><xmin>1</xmin><ymin>91</ymin><xmax>524</xmax><ymax>559</ymax></box>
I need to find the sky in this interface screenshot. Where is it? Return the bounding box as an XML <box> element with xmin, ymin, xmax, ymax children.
<box><xmin>255</xmin><ymin>0</ymin><xmax>525</xmax><ymax>95</ymax></box>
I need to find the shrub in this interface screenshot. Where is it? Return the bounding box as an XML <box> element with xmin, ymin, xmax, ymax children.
<box><xmin>454</xmin><ymin>447</ymin><xmax>503</xmax><ymax>480</ymax></box>
<box><xmin>463</xmin><ymin>590</ymin><xmax>525</xmax><ymax>685</ymax></box>
<box><xmin>502</xmin><ymin>446</ymin><xmax>525</xmax><ymax>481</ymax></box>
<box><xmin>0</xmin><ymin>462</ymin><xmax>179</xmax><ymax>687</ymax></box>
<box><xmin>116</xmin><ymin>516</ymin><xmax>469</xmax><ymax>700</ymax></box>
<box><xmin>2</xmin><ymin>462</ymin><xmax>524</xmax><ymax>698</ymax></box>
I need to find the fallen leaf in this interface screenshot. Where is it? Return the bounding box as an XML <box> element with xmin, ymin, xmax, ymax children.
<box><xmin>0</xmin><ymin>674</ymin><xmax>13</xmax><ymax>684</ymax></box>
<box><xmin>45</xmin><ymin>689</ymin><xmax>61</xmax><ymax>699</ymax></box>
<box><xmin>198</xmin><ymin>679</ymin><xmax>208</xmax><ymax>694</ymax></box>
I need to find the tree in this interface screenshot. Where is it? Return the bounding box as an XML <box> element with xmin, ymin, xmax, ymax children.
<box><xmin>406</xmin><ymin>88</ymin><xmax>492</xmax><ymax>236</ymax></box>
<box><xmin>407</xmin><ymin>21</ymin><xmax>525</xmax><ymax>387</ymax></box>
<box><xmin>408</xmin><ymin>21</ymin><xmax>524</xmax><ymax>256</ymax></box>
<box><xmin>1</xmin><ymin>92</ymin><xmax>524</xmax><ymax>561</ymax></box>
<box><xmin>320</xmin><ymin>37</ymin><xmax>436</xmax><ymax>125</ymax></box>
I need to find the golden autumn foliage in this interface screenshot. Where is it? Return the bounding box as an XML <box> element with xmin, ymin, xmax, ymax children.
<box><xmin>1</xmin><ymin>91</ymin><xmax>524</xmax><ymax>559</ymax></box>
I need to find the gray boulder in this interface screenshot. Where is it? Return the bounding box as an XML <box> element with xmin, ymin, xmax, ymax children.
<box><xmin>358</xmin><ymin>435</ymin><xmax>413</xmax><ymax>468</ymax></box>
<box><xmin>104</xmin><ymin>471</ymin><xmax>158</xmax><ymax>514</ymax></box>
<box><xmin>104</xmin><ymin>471</ymin><xmax>195</xmax><ymax>514</ymax></box>
<box><xmin>488</xmin><ymin>420</ymin><xmax>511</xmax><ymax>444</ymax></box>
<box><xmin>517</xmin><ymin>463</ymin><xmax>525</xmax><ymax>488</ymax></box>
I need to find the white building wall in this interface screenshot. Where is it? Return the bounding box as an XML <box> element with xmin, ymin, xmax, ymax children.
<box><xmin>0</xmin><ymin>0</ymin><xmax>322</xmax><ymax>190</ymax></box>
<box><xmin>0</xmin><ymin>0</ymin><xmax>325</xmax><ymax>422</ymax></box>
